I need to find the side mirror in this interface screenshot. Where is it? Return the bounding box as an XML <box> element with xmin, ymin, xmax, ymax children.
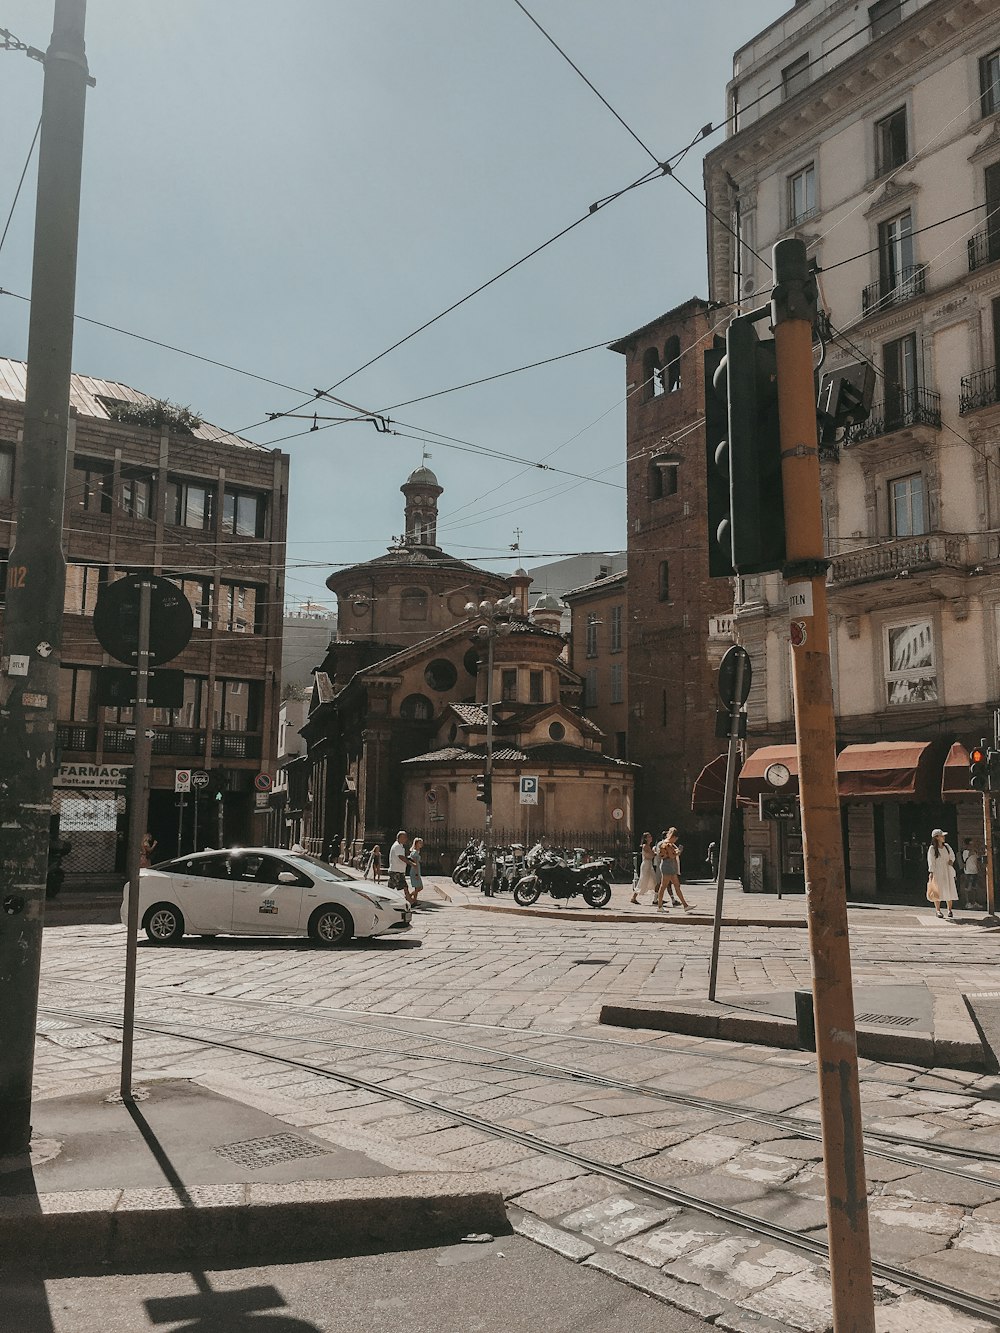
<box><xmin>277</xmin><ymin>871</ymin><xmax>298</xmax><ymax>884</ymax></box>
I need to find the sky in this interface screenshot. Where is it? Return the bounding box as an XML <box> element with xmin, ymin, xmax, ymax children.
<box><xmin>0</xmin><ymin>0</ymin><xmax>787</xmax><ymax>611</ymax></box>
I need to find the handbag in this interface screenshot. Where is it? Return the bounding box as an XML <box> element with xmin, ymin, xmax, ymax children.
<box><xmin>926</xmin><ymin>873</ymin><xmax>941</xmax><ymax>903</ymax></box>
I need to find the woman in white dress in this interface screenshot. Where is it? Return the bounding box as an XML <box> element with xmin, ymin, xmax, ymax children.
<box><xmin>927</xmin><ymin>828</ymin><xmax>957</xmax><ymax>920</ymax></box>
<box><xmin>631</xmin><ymin>832</ymin><xmax>657</xmax><ymax>904</ymax></box>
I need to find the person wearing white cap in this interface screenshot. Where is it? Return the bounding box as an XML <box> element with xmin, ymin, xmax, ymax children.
<box><xmin>927</xmin><ymin>829</ymin><xmax>957</xmax><ymax>920</ymax></box>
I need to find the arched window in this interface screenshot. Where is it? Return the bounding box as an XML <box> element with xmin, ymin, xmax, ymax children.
<box><xmin>401</xmin><ymin>587</ymin><xmax>428</xmax><ymax>621</ymax></box>
<box><xmin>400</xmin><ymin>693</ymin><xmax>433</xmax><ymax>720</ymax></box>
<box><xmin>662</xmin><ymin>335</ymin><xmax>681</xmax><ymax>392</ymax></box>
<box><xmin>642</xmin><ymin>347</ymin><xmax>662</xmax><ymax>400</ymax></box>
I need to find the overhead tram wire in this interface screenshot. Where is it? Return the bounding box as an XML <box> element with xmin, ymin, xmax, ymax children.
<box><xmin>0</xmin><ymin>117</ymin><xmax>40</xmax><ymax>259</ymax></box>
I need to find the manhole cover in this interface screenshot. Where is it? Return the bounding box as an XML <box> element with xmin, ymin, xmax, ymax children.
<box><xmin>214</xmin><ymin>1133</ymin><xmax>330</xmax><ymax>1169</ymax></box>
<box><xmin>855</xmin><ymin>1012</ymin><xmax>917</xmax><ymax>1028</ymax></box>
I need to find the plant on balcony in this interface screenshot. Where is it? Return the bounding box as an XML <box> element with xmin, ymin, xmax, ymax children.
<box><xmin>105</xmin><ymin>398</ymin><xmax>202</xmax><ymax>433</ymax></box>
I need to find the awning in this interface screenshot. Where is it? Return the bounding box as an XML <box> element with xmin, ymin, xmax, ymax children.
<box><xmin>690</xmin><ymin>754</ymin><xmax>730</xmax><ymax>813</ymax></box>
<box><xmin>836</xmin><ymin>741</ymin><xmax>937</xmax><ymax>801</ymax></box>
<box><xmin>942</xmin><ymin>741</ymin><xmax>974</xmax><ymax>800</ymax></box>
<box><xmin>737</xmin><ymin>745</ymin><xmax>800</xmax><ymax>799</ymax></box>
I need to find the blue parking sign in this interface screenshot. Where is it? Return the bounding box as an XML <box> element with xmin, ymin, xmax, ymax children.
<box><xmin>519</xmin><ymin>775</ymin><xmax>539</xmax><ymax>805</ymax></box>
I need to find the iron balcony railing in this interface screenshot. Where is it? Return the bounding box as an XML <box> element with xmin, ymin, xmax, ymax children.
<box><xmin>100</xmin><ymin>727</ymin><xmax>262</xmax><ymax>759</ymax></box>
<box><xmin>959</xmin><ymin>365</ymin><xmax>999</xmax><ymax>415</ymax></box>
<box><xmin>829</xmin><ymin>533</ymin><xmax>967</xmax><ymax>587</ymax></box>
<box><xmin>968</xmin><ymin>227</ymin><xmax>1000</xmax><ymax>272</ymax></box>
<box><xmin>845</xmin><ymin>385</ymin><xmax>941</xmax><ymax>442</ymax></box>
<box><xmin>861</xmin><ymin>264</ymin><xmax>926</xmax><ymax>315</ymax></box>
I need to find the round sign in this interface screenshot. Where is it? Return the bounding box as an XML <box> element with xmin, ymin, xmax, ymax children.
<box><xmin>190</xmin><ymin>770</ymin><xmax>210</xmax><ymax>791</ymax></box>
<box><xmin>425</xmin><ymin>789</ymin><xmax>437</xmax><ymax>804</ymax></box>
<box><xmin>254</xmin><ymin>773</ymin><xmax>272</xmax><ymax>792</ymax></box>
<box><xmin>93</xmin><ymin>574</ymin><xmax>194</xmax><ymax>667</ymax></box>
<box><xmin>611</xmin><ymin>807</ymin><xmax>624</xmax><ymax>821</ymax></box>
<box><xmin>790</xmin><ymin>621</ymin><xmax>808</xmax><ymax>648</ymax></box>
<box><xmin>717</xmin><ymin>644</ymin><xmax>752</xmax><ymax>709</ymax></box>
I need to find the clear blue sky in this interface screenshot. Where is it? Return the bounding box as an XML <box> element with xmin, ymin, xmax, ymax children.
<box><xmin>0</xmin><ymin>1</ymin><xmax>787</xmax><ymax>610</ymax></box>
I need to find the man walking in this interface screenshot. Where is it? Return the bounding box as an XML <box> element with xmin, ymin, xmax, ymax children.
<box><xmin>388</xmin><ymin>830</ymin><xmax>410</xmax><ymax>900</ymax></box>
<box><xmin>961</xmin><ymin>839</ymin><xmax>982</xmax><ymax>908</ymax></box>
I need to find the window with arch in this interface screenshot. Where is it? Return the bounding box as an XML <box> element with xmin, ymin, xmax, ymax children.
<box><xmin>401</xmin><ymin>586</ymin><xmax>428</xmax><ymax>621</ymax></box>
<box><xmin>400</xmin><ymin>693</ymin><xmax>434</xmax><ymax>720</ymax></box>
<box><xmin>642</xmin><ymin>346</ymin><xmax>663</xmax><ymax>400</ymax></box>
<box><xmin>662</xmin><ymin>335</ymin><xmax>681</xmax><ymax>393</ymax></box>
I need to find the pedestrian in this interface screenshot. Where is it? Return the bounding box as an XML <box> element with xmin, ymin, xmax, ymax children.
<box><xmin>706</xmin><ymin>840</ymin><xmax>719</xmax><ymax>880</ymax></box>
<box><xmin>139</xmin><ymin>832</ymin><xmax>157</xmax><ymax>869</ymax></box>
<box><xmin>370</xmin><ymin>843</ymin><xmax>382</xmax><ymax>883</ymax></box>
<box><xmin>961</xmin><ymin>839</ymin><xmax>981</xmax><ymax>908</ymax></box>
<box><xmin>657</xmin><ymin>828</ymin><xmax>680</xmax><ymax>906</ymax></box>
<box><xmin>657</xmin><ymin>828</ymin><xmax>692</xmax><ymax>912</ymax></box>
<box><xmin>630</xmin><ymin>832</ymin><xmax>658</xmax><ymax>904</ymax></box>
<box><xmin>387</xmin><ymin>830</ymin><xmax>409</xmax><ymax>898</ymax></box>
<box><xmin>927</xmin><ymin>828</ymin><xmax>957</xmax><ymax>920</ymax></box>
<box><xmin>408</xmin><ymin>836</ymin><xmax>424</xmax><ymax>905</ymax></box>
<box><xmin>326</xmin><ymin>833</ymin><xmax>342</xmax><ymax>865</ymax></box>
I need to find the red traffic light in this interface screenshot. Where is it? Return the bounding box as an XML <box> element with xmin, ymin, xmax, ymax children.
<box><xmin>971</xmin><ymin>747</ymin><xmax>986</xmax><ymax>764</ymax></box>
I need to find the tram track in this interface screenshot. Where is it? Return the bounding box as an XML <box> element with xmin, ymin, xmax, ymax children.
<box><xmin>37</xmin><ymin>1001</ymin><xmax>1000</xmax><ymax>1326</ymax></box>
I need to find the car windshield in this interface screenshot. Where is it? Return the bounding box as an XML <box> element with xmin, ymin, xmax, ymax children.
<box><xmin>282</xmin><ymin>852</ymin><xmax>353</xmax><ymax>882</ymax></box>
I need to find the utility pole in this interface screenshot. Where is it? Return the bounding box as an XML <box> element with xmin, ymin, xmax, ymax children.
<box><xmin>771</xmin><ymin>238</ymin><xmax>875</xmax><ymax>1333</ymax></box>
<box><xmin>483</xmin><ymin>625</ymin><xmax>496</xmax><ymax>895</ymax></box>
<box><xmin>0</xmin><ymin>0</ymin><xmax>89</xmax><ymax>1157</ymax></box>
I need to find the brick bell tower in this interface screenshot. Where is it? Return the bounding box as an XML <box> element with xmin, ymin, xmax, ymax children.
<box><xmin>401</xmin><ymin>464</ymin><xmax>444</xmax><ymax>550</ymax></box>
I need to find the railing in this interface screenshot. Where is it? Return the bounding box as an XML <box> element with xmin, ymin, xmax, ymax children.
<box><xmin>845</xmin><ymin>386</ymin><xmax>941</xmax><ymax>442</ymax></box>
<box><xmin>100</xmin><ymin>727</ymin><xmax>261</xmax><ymax>760</ymax></box>
<box><xmin>968</xmin><ymin>227</ymin><xmax>1000</xmax><ymax>272</ymax></box>
<box><xmin>789</xmin><ymin>203</ymin><xmax>819</xmax><ymax>227</ymax></box>
<box><xmin>861</xmin><ymin>264</ymin><xmax>926</xmax><ymax>315</ymax></box>
<box><xmin>213</xmin><ymin>732</ymin><xmax>262</xmax><ymax>760</ymax></box>
<box><xmin>960</xmin><ymin>365</ymin><xmax>999</xmax><ymax>415</ymax></box>
<box><xmin>829</xmin><ymin>533</ymin><xmax>967</xmax><ymax>587</ymax></box>
<box><xmin>57</xmin><ymin>724</ymin><xmax>98</xmax><ymax>752</ymax></box>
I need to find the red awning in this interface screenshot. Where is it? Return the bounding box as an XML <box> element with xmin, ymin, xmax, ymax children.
<box><xmin>942</xmin><ymin>741</ymin><xmax>974</xmax><ymax>800</ymax></box>
<box><xmin>690</xmin><ymin>753</ymin><xmax>730</xmax><ymax>813</ymax></box>
<box><xmin>737</xmin><ymin>745</ymin><xmax>800</xmax><ymax>800</ymax></box>
<box><xmin>836</xmin><ymin>741</ymin><xmax>937</xmax><ymax>801</ymax></box>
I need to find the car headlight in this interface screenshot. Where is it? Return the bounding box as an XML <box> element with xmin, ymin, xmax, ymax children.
<box><xmin>354</xmin><ymin>891</ymin><xmax>386</xmax><ymax>909</ymax></box>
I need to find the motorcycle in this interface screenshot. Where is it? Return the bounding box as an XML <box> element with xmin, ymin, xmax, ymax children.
<box><xmin>513</xmin><ymin>842</ymin><xmax>612</xmax><ymax>909</ymax></box>
<box><xmin>451</xmin><ymin>838</ymin><xmax>483</xmax><ymax>887</ymax></box>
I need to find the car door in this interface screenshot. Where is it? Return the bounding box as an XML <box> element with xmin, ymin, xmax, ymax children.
<box><xmin>169</xmin><ymin>853</ymin><xmax>235</xmax><ymax>933</ymax></box>
<box><xmin>230</xmin><ymin>853</ymin><xmax>309</xmax><ymax>935</ymax></box>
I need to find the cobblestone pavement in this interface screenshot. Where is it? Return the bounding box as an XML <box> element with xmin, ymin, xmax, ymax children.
<box><xmin>34</xmin><ymin>898</ymin><xmax>1000</xmax><ymax>1333</ymax></box>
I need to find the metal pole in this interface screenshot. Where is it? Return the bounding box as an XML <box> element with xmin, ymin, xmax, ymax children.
<box><xmin>178</xmin><ymin>791</ymin><xmax>185</xmax><ymax>855</ymax></box>
<box><xmin>984</xmin><ymin>795</ymin><xmax>996</xmax><ymax>919</ymax></box>
<box><xmin>707</xmin><ymin>654</ymin><xmax>745</xmax><ymax>1002</ymax></box>
<box><xmin>0</xmin><ymin>0</ymin><xmax>89</xmax><ymax>1157</ymax></box>
<box><xmin>483</xmin><ymin>627</ymin><xmax>495</xmax><ymax>895</ymax></box>
<box><xmin>120</xmin><ymin>579</ymin><xmax>152</xmax><ymax>1103</ymax></box>
<box><xmin>193</xmin><ymin>792</ymin><xmax>199</xmax><ymax>853</ymax></box>
<box><xmin>771</xmin><ymin>238</ymin><xmax>874</xmax><ymax>1333</ymax></box>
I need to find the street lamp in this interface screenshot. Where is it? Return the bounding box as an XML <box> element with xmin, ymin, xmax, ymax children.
<box><xmin>465</xmin><ymin>596</ymin><xmax>516</xmax><ymax>894</ymax></box>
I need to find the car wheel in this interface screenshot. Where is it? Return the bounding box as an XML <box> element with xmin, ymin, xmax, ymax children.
<box><xmin>308</xmin><ymin>905</ymin><xmax>353</xmax><ymax>946</ymax></box>
<box><xmin>143</xmin><ymin>902</ymin><xmax>185</xmax><ymax>945</ymax></box>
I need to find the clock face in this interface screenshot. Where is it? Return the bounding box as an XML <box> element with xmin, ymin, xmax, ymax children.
<box><xmin>764</xmin><ymin>761</ymin><xmax>791</xmax><ymax>789</ymax></box>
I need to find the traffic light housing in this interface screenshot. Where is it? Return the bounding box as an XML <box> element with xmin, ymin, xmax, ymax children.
<box><xmin>475</xmin><ymin>773</ymin><xmax>491</xmax><ymax>804</ymax></box>
<box><xmin>970</xmin><ymin>745</ymin><xmax>989</xmax><ymax>792</ymax></box>
<box><xmin>989</xmin><ymin>750</ymin><xmax>1000</xmax><ymax>792</ymax></box>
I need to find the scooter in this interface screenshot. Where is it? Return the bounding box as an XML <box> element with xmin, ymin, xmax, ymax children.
<box><xmin>513</xmin><ymin>842</ymin><xmax>612</xmax><ymax>908</ymax></box>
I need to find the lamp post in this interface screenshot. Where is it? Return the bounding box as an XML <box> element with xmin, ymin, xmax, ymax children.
<box><xmin>465</xmin><ymin>596</ymin><xmax>516</xmax><ymax>894</ymax></box>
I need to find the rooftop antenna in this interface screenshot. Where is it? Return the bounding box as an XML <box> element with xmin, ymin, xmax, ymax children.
<box><xmin>511</xmin><ymin>526</ymin><xmax>523</xmax><ymax>555</ymax></box>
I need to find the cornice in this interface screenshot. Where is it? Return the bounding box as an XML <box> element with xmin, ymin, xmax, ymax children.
<box><xmin>862</xmin><ymin>177</ymin><xmax>919</xmax><ymax>219</ymax></box>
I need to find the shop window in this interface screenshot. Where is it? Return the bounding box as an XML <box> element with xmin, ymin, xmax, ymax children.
<box><xmin>529</xmin><ymin>670</ymin><xmax>544</xmax><ymax>704</ymax></box>
<box><xmin>401</xmin><ymin>586</ymin><xmax>428</xmax><ymax>621</ymax></box>
<box><xmin>869</xmin><ymin>0</ymin><xmax>902</xmax><ymax>39</ymax></box>
<box><xmin>73</xmin><ymin>457</ymin><xmax>112</xmax><ymax>514</ymax></box>
<box><xmin>424</xmin><ymin>658</ymin><xmax>458</xmax><ymax>692</ymax></box>
<box><xmin>889</xmin><ymin>473</ymin><xmax>926</xmax><ymax>537</ymax></box>
<box><xmin>981</xmin><ymin>48</ymin><xmax>1000</xmax><ymax>117</ymax></box>
<box><xmin>64</xmin><ymin>564</ymin><xmax>106</xmax><ymax>615</ymax></box>
<box><xmin>662</xmin><ymin>335</ymin><xmax>681</xmax><ymax>392</ymax></box>
<box><xmin>610</xmin><ymin>662</ymin><xmax>624</xmax><ymax>704</ymax></box>
<box><xmin>658</xmin><ymin>561</ymin><xmax>670</xmax><ymax>601</ymax></box>
<box><xmin>0</xmin><ymin>445</ymin><xmax>13</xmax><ymax>499</ymax></box>
<box><xmin>884</xmin><ymin>619</ymin><xmax>937</xmax><ymax>705</ymax></box>
<box><xmin>782</xmin><ymin>53</ymin><xmax>810</xmax><ymax>100</ymax></box>
<box><xmin>501</xmin><ymin>669</ymin><xmax>518</xmax><ymax>702</ymax></box>
<box><xmin>223</xmin><ymin>488</ymin><xmax>265</xmax><ymax>538</ymax></box>
<box><xmin>788</xmin><ymin>163</ymin><xmax>816</xmax><ymax>226</ymax></box>
<box><xmin>875</xmin><ymin>106</ymin><xmax>908</xmax><ymax>176</ymax></box>
<box><xmin>400</xmin><ymin>693</ymin><xmax>433</xmax><ymax>721</ymax></box>
<box><xmin>167</xmin><ymin>477</ymin><xmax>215</xmax><ymax>530</ymax></box>
<box><xmin>610</xmin><ymin>605</ymin><xmax>623</xmax><ymax>652</ymax></box>
<box><xmin>585</xmin><ymin>613</ymin><xmax>599</xmax><ymax>658</ymax></box>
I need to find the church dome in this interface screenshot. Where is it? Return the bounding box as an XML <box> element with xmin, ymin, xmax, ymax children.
<box><xmin>533</xmin><ymin>593</ymin><xmax>563</xmax><ymax>612</ymax></box>
<box><xmin>405</xmin><ymin>465</ymin><xmax>439</xmax><ymax>487</ymax></box>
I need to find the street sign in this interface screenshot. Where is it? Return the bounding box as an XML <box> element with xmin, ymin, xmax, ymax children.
<box><xmin>717</xmin><ymin>644</ymin><xmax>752</xmax><ymax>709</ymax></box>
<box><xmin>97</xmin><ymin>666</ymin><xmax>184</xmax><ymax>708</ymax></box>
<box><xmin>190</xmin><ymin>770</ymin><xmax>210</xmax><ymax>791</ymax></box>
<box><xmin>425</xmin><ymin>789</ymin><xmax>438</xmax><ymax>804</ymax></box>
<box><xmin>254</xmin><ymin>790</ymin><xmax>270</xmax><ymax>809</ymax></box>
<box><xmin>519</xmin><ymin>775</ymin><xmax>539</xmax><ymax>806</ymax></box>
<box><xmin>93</xmin><ymin>574</ymin><xmax>194</xmax><ymax>668</ymax></box>
<box><xmin>611</xmin><ymin>806</ymin><xmax>624</xmax><ymax>821</ymax></box>
<box><xmin>174</xmin><ymin>769</ymin><xmax>191</xmax><ymax>793</ymax></box>
<box><xmin>254</xmin><ymin>772</ymin><xmax>272</xmax><ymax>792</ymax></box>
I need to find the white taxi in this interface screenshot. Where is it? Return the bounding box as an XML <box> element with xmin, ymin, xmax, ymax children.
<box><xmin>121</xmin><ymin>847</ymin><xmax>411</xmax><ymax>946</ymax></box>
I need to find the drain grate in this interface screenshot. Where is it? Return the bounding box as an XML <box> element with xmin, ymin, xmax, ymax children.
<box><xmin>571</xmin><ymin>958</ymin><xmax>613</xmax><ymax>966</ymax></box>
<box><xmin>855</xmin><ymin>1012</ymin><xmax>917</xmax><ymax>1028</ymax></box>
<box><xmin>214</xmin><ymin>1133</ymin><xmax>330</xmax><ymax>1169</ymax></box>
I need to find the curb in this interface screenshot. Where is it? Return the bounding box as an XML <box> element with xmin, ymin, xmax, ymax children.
<box><xmin>600</xmin><ymin>1001</ymin><xmax>986</xmax><ymax>1070</ymax></box>
<box><xmin>460</xmin><ymin>900</ymin><xmax>808</xmax><ymax>928</ymax></box>
<box><xmin>4</xmin><ymin>1173</ymin><xmax>508</xmax><ymax>1273</ymax></box>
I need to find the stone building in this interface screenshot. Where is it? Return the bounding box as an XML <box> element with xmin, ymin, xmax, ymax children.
<box><xmin>563</xmin><ymin>569</ymin><xmax>629</xmax><ymax>760</ymax></box>
<box><xmin>703</xmin><ymin>0</ymin><xmax>1000</xmax><ymax>896</ymax></box>
<box><xmin>0</xmin><ymin>358</ymin><xmax>289</xmax><ymax>883</ymax></box>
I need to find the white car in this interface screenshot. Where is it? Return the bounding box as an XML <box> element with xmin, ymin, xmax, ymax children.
<box><xmin>121</xmin><ymin>847</ymin><xmax>411</xmax><ymax>946</ymax></box>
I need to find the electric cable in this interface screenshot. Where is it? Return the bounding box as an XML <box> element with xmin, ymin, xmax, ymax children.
<box><xmin>0</xmin><ymin>117</ymin><xmax>39</xmax><ymax>260</ymax></box>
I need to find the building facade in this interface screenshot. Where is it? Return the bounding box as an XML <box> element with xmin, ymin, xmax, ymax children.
<box><xmin>564</xmin><ymin>570</ymin><xmax>630</xmax><ymax>760</ymax></box>
<box><xmin>703</xmin><ymin>0</ymin><xmax>1000</xmax><ymax>896</ymax></box>
<box><xmin>0</xmin><ymin>359</ymin><xmax>289</xmax><ymax>882</ymax></box>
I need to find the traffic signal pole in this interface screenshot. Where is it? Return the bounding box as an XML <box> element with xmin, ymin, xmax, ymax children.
<box><xmin>771</xmin><ymin>238</ymin><xmax>875</xmax><ymax>1333</ymax></box>
<box><xmin>0</xmin><ymin>0</ymin><xmax>89</xmax><ymax>1157</ymax></box>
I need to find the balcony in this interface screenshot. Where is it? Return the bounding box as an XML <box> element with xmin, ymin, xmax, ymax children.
<box><xmin>860</xmin><ymin>264</ymin><xmax>926</xmax><ymax>316</ymax></box>
<box><xmin>830</xmin><ymin>534</ymin><xmax>967</xmax><ymax>588</ymax></box>
<box><xmin>845</xmin><ymin>386</ymin><xmax>941</xmax><ymax>443</ymax></box>
<box><xmin>57</xmin><ymin>724</ymin><xmax>98</xmax><ymax>753</ymax></box>
<box><xmin>101</xmin><ymin>727</ymin><xmax>262</xmax><ymax>760</ymax></box>
<box><xmin>968</xmin><ymin>227</ymin><xmax>1000</xmax><ymax>273</ymax></box>
<box><xmin>960</xmin><ymin>366</ymin><xmax>999</xmax><ymax>416</ymax></box>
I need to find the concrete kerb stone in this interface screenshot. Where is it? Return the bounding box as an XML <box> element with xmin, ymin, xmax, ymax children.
<box><xmin>460</xmin><ymin>900</ymin><xmax>809</xmax><ymax>929</ymax></box>
<box><xmin>5</xmin><ymin>1172</ymin><xmax>508</xmax><ymax>1273</ymax></box>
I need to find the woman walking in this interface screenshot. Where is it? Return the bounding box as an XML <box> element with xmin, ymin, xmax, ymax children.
<box><xmin>927</xmin><ymin>828</ymin><xmax>957</xmax><ymax>920</ymax></box>
<box><xmin>407</xmin><ymin>836</ymin><xmax>425</xmax><ymax>905</ymax></box>
<box><xmin>631</xmin><ymin>832</ymin><xmax>658</xmax><ymax>905</ymax></box>
<box><xmin>657</xmin><ymin>828</ymin><xmax>692</xmax><ymax>912</ymax></box>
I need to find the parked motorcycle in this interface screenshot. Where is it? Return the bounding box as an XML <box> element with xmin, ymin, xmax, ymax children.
<box><xmin>513</xmin><ymin>842</ymin><xmax>612</xmax><ymax>908</ymax></box>
<box><xmin>452</xmin><ymin>838</ymin><xmax>483</xmax><ymax>887</ymax></box>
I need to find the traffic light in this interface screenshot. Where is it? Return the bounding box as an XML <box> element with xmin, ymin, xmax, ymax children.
<box><xmin>970</xmin><ymin>744</ymin><xmax>989</xmax><ymax>792</ymax></box>
<box><xmin>208</xmin><ymin>769</ymin><xmax>228</xmax><ymax>803</ymax></box>
<box><xmin>989</xmin><ymin>750</ymin><xmax>1000</xmax><ymax>792</ymax></box>
<box><xmin>474</xmin><ymin>773</ymin><xmax>491</xmax><ymax>804</ymax></box>
<box><xmin>704</xmin><ymin>340</ymin><xmax>734</xmax><ymax>578</ymax></box>
<box><xmin>725</xmin><ymin>315</ymin><xmax>786</xmax><ymax>575</ymax></box>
